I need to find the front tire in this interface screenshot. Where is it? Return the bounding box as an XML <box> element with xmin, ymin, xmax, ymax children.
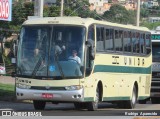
<box><xmin>86</xmin><ymin>87</ymin><xmax>99</xmax><ymax>111</ymax></box>
<box><xmin>33</xmin><ymin>100</ymin><xmax>46</xmax><ymax>110</ymax></box>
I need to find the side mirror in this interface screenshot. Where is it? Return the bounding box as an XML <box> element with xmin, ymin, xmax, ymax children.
<box><xmin>85</xmin><ymin>39</ymin><xmax>94</xmax><ymax>47</ymax></box>
<box><xmin>86</xmin><ymin>40</ymin><xmax>95</xmax><ymax>60</ymax></box>
<box><xmin>146</xmin><ymin>47</ymin><xmax>151</xmax><ymax>54</ymax></box>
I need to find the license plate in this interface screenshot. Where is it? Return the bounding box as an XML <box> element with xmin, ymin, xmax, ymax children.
<box><xmin>42</xmin><ymin>93</ymin><xmax>53</xmax><ymax>99</ymax></box>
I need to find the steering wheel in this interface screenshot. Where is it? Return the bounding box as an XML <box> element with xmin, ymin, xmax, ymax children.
<box><xmin>68</xmin><ymin>58</ymin><xmax>79</xmax><ymax>64</ymax></box>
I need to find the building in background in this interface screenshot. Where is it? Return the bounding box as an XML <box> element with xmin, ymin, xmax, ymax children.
<box><xmin>148</xmin><ymin>17</ymin><xmax>160</xmax><ymax>23</ymax></box>
<box><xmin>13</xmin><ymin>0</ymin><xmax>160</xmax><ymax>14</ymax></box>
<box><xmin>89</xmin><ymin>0</ymin><xmax>137</xmax><ymax>14</ymax></box>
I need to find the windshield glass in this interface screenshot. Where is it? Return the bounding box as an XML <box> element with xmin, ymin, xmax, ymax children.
<box><xmin>152</xmin><ymin>43</ymin><xmax>160</xmax><ymax>62</ymax></box>
<box><xmin>17</xmin><ymin>25</ymin><xmax>85</xmax><ymax>79</ymax></box>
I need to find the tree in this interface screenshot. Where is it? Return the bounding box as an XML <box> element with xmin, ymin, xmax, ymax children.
<box><xmin>103</xmin><ymin>4</ymin><xmax>135</xmax><ymax>24</ymax></box>
<box><xmin>140</xmin><ymin>8</ymin><xmax>149</xmax><ymax>18</ymax></box>
<box><xmin>8</xmin><ymin>1</ymin><xmax>34</xmax><ymax>31</ymax></box>
<box><xmin>43</xmin><ymin>0</ymin><xmax>99</xmax><ymax>19</ymax></box>
<box><xmin>141</xmin><ymin>21</ymin><xmax>160</xmax><ymax>30</ymax></box>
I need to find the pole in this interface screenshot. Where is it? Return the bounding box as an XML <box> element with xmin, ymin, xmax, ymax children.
<box><xmin>34</xmin><ymin>0</ymin><xmax>43</xmax><ymax>17</ymax></box>
<box><xmin>60</xmin><ymin>0</ymin><xmax>64</xmax><ymax>16</ymax></box>
<box><xmin>39</xmin><ymin>0</ymin><xmax>44</xmax><ymax>17</ymax></box>
<box><xmin>136</xmin><ymin>0</ymin><xmax>140</xmax><ymax>26</ymax></box>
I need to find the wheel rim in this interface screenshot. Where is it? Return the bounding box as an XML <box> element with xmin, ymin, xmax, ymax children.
<box><xmin>94</xmin><ymin>88</ymin><xmax>99</xmax><ymax>108</ymax></box>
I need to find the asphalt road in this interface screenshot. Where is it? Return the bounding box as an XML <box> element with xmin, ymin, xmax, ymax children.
<box><xmin>0</xmin><ymin>101</ymin><xmax>160</xmax><ymax>116</ymax></box>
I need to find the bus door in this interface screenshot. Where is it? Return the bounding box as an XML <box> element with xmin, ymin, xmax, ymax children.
<box><xmin>85</xmin><ymin>25</ymin><xmax>95</xmax><ymax>76</ymax></box>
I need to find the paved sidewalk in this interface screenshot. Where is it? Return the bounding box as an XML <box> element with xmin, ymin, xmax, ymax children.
<box><xmin>0</xmin><ymin>76</ymin><xmax>15</xmax><ymax>85</ymax></box>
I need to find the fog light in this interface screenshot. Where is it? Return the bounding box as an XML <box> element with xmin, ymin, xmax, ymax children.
<box><xmin>78</xmin><ymin>95</ymin><xmax>81</xmax><ymax>98</ymax></box>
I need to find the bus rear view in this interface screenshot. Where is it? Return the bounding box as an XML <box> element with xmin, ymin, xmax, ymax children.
<box><xmin>151</xmin><ymin>27</ymin><xmax>160</xmax><ymax>103</ymax></box>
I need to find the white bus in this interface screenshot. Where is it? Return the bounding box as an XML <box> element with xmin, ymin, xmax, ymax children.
<box><xmin>15</xmin><ymin>17</ymin><xmax>152</xmax><ymax>110</ymax></box>
<box><xmin>150</xmin><ymin>26</ymin><xmax>160</xmax><ymax>104</ymax></box>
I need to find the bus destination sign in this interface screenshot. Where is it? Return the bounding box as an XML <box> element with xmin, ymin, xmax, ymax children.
<box><xmin>151</xmin><ymin>34</ymin><xmax>160</xmax><ymax>40</ymax></box>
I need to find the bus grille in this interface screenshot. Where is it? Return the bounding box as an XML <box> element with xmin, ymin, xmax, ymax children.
<box><xmin>31</xmin><ymin>86</ymin><xmax>66</xmax><ymax>90</ymax></box>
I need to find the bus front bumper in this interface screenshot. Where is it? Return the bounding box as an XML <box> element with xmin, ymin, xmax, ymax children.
<box><xmin>16</xmin><ymin>87</ymin><xmax>84</xmax><ymax>102</ymax></box>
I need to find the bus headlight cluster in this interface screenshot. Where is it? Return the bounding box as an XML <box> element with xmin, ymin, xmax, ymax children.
<box><xmin>17</xmin><ymin>83</ymin><xmax>31</xmax><ymax>89</ymax></box>
<box><xmin>65</xmin><ymin>85</ymin><xmax>83</xmax><ymax>90</ymax></box>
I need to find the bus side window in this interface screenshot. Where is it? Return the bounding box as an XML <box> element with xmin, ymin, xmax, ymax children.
<box><xmin>96</xmin><ymin>26</ymin><xmax>105</xmax><ymax>52</ymax></box>
<box><xmin>105</xmin><ymin>29</ymin><xmax>114</xmax><ymax>51</ymax></box>
<box><xmin>132</xmin><ymin>32</ymin><xmax>140</xmax><ymax>53</ymax></box>
<box><xmin>146</xmin><ymin>34</ymin><xmax>151</xmax><ymax>54</ymax></box>
<box><xmin>115</xmin><ymin>30</ymin><xmax>123</xmax><ymax>52</ymax></box>
<box><xmin>140</xmin><ymin>33</ymin><xmax>145</xmax><ymax>54</ymax></box>
<box><xmin>124</xmin><ymin>31</ymin><xmax>132</xmax><ymax>52</ymax></box>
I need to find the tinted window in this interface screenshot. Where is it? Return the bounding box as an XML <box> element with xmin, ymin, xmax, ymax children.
<box><xmin>140</xmin><ymin>33</ymin><xmax>145</xmax><ymax>54</ymax></box>
<box><xmin>115</xmin><ymin>30</ymin><xmax>123</xmax><ymax>52</ymax></box>
<box><xmin>105</xmin><ymin>29</ymin><xmax>114</xmax><ymax>51</ymax></box>
<box><xmin>96</xmin><ymin>27</ymin><xmax>104</xmax><ymax>51</ymax></box>
<box><xmin>124</xmin><ymin>31</ymin><xmax>132</xmax><ymax>52</ymax></box>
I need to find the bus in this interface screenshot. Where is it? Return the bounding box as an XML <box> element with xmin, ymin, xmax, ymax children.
<box><xmin>15</xmin><ymin>17</ymin><xmax>152</xmax><ymax>111</ymax></box>
<box><xmin>150</xmin><ymin>26</ymin><xmax>160</xmax><ymax>104</ymax></box>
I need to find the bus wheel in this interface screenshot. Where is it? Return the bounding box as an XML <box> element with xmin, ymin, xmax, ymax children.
<box><xmin>125</xmin><ymin>85</ymin><xmax>137</xmax><ymax>109</ymax></box>
<box><xmin>86</xmin><ymin>87</ymin><xmax>99</xmax><ymax>111</ymax></box>
<box><xmin>33</xmin><ymin>100</ymin><xmax>46</xmax><ymax>110</ymax></box>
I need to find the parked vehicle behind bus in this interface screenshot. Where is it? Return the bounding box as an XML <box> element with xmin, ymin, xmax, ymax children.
<box><xmin>15</xmin><ymin>17</ymin><xmax>152</xmax><ymax>110</ymax></box>
<box><xmin>150</xmin><ymin>26</ymin><xmax>160</xmax><ymax>104</ymax></box>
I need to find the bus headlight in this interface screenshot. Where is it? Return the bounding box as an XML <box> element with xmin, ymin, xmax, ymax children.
<box><xmin>65</xmin><ymin>85</ymin><xmax>83</xmax><ymax>90</ymax></box>
<box><xmin>17</xmin><ymin>84</ymin><xmax>31</xmax><ymax>89</ymax></box>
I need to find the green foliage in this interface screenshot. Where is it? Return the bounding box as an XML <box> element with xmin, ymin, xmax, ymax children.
<box><xmin>0</xmin><ymin>83</ymin><xmax>15</xmax><ymax>101</ymax></box>
<box><xmin>4</xmin><ymin>42</ymin><xmax>11</xmax><ymax>48</ymax></box>
<box><xmin>48</xmin><ymin>5</ymin><xmax>60</xmax><ymax>17</ymax></box>
<box><xmin>103</xmin><ymin>4</ymin><xmax>135</xmax><ymax>24</ymax></box>
<box><xmin>141</xmin><ymin>22</ymin><xmax>160</xmax><ymax>30</ymax></box>
<box><xmin>2</xmin><ymin>54</ymin><xmax>11</xmax><ymax>64</ymax></box>
<box><xmin>0</xmin><ymin>1</ymin><xmax>33</xmax><ymax>37</ymax></box>
<box><xmin>108</xmin><ymin>0</ymin><xmax>112</xmax><ymax>3</ymax></box>
<box><xmin>140</xmin><ymin>8</ymin><xmax>149</xmax><ymax>18</ymax></box>
<box><xmin>11</xmin><ymin>1</ymin><xmax>34</xmax><ymax>25</ymax></box>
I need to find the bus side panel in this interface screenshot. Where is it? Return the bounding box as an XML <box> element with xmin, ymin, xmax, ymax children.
<box><xmin>91</xmin><ymin>53</ymin><xmax>152</xmax><ymax>102</ymax></box>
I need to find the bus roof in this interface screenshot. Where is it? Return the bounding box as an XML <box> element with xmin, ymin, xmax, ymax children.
<box><xmin>23</xmin><ymin>17</ymin><xmax>150</xmax><ymax>32</ymax></box>
<box><xmin>150</xmin><ymin>30</ymin><xmax>160</xmax><ymax>34</ymax></box>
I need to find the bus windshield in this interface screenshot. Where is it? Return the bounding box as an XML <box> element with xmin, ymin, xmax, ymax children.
<box><xmin>152</xmin><ymin>44</ymin><xmax>160</xmax><ymax>62</ymax></box>
<box><xmin>17</xmin><ymin>25</ymin><xmax>86</xmax><ymax>79</ymax></box>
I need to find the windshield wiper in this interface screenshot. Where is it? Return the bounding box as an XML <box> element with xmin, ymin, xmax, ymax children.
<box><xmin>32</xmin><ymin>57</ymin><xmax>42</xmax><ymax>77</ymax></box>
<box><xmin>55</xmin><ymin>53</ymin><xmax>65</xmax><ymax>78</ymax></box>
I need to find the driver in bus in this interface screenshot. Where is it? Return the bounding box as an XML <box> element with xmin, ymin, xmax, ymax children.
<box><xmin>68</xmin><ymin>50</ymin><xmax>81</xmax><ymax>66</ymax></box>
